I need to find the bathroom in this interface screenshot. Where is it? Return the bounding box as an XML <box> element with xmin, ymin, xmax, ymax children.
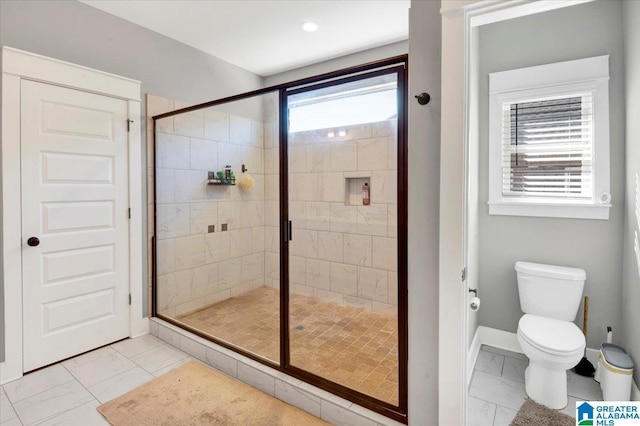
<box><xmin>1</xmin><ymin>0</ymin><xmax>638</xmax><ymax>424</ymax></box>
<box><xmin>462</xmin><ymin>0</ymin><xmax>639</xmax><ymax>423</ymax></box>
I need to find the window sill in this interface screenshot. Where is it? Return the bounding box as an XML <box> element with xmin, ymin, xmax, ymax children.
<box><xmin>488</xmin><ymin>201</ymin><xmax>610</xmax><ymax>220</ymax></box>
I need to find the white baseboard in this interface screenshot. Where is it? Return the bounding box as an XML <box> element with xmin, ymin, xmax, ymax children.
<box><xmin>585</xmin><ymin>347</ymin><xmax>599</xmax><ymax>367</ymax></box>
<box><xmin>476</xmin><ymin>326</ymin><xmax>522</xmax><ymax>354</ymax></box>
<box><xmin>467</xmin><ymin>329</ymin><xmax>482</xmax><ymax>386</ymax></box>
<box><xmin>470</xmin><ymin>326</ymin><xmax>606</xmax><ymax>358</ymax></box>
<box><xmin>467</xmin><ymin>326</ymin><xmax>522</xmax><ymax>385</ymax></box>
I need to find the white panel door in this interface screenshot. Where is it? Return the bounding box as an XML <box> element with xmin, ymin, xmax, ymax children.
<box><xmin>21</xmin><ymin>80</ymin><xmax>130</xmax><ymax>371</ymax></box>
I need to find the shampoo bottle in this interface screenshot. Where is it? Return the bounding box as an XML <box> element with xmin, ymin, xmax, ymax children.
<box><xmin>363</xmin><ymin>183</ymin><xmax>370</xmax><ymax>205</ymax></box>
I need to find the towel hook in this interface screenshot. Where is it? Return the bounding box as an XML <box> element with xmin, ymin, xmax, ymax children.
<box><xmin>415</xmin><ymin>92</ymin><xmax>431</xmax><ymax>105</ymax></box>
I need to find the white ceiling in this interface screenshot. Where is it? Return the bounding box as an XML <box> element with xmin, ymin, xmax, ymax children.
<box><xmin>80</xmin><ymin>0</ymin><xmax>410</xmax><ymax>77</ymax></box>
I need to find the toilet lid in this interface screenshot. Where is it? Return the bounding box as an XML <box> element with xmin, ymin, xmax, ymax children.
<box><xmin>519</xmin><ymin>314</ymin><xmax>585</xmax><ymax>354</ymax></box>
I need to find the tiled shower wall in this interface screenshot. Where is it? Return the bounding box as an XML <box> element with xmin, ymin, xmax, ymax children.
<box><xmin>147</xmin><ymin>94</ymin><xmax>274</xmax><ymax>317</ymax></box>
<box><xmin>148</xmin><ymin>95</ymin><xmax>398</xmax><ymax>316</ymax></box>
<box><xmin>265</xmin><ymin>121</ymin><xmax>399</xmax><ymax>313</ymax></box>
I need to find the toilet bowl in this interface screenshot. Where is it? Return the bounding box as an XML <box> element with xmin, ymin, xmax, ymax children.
<box><xmin>515</xmin><ymin>261</ymin><xmax>586</xmax><ymax>409</ymax></box>
<box><xmin>517</xmin><ymin>314</ymin><xmax>585</xmax><ymax>409</ymax></box>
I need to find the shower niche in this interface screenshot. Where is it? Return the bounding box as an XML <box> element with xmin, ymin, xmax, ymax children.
<box><xmin>151</xmin><ymin>57</ymin><xmax>408</xmax><ymax>422</ymax></box>
<box><xmin>345</xmin><ymin>175</ymin><xmax>371</xmax><ymax>206</ymax></box>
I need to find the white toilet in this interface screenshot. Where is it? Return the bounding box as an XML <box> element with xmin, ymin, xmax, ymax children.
<box><xmin>515</xmin><ymin>261</ymin><xmax>587</xmax><ymax>409</ymax></box>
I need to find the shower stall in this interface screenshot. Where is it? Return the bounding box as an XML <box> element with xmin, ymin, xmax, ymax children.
<box><xmin>152</xmin><ymin>57</ymin><xmax>408</xmax><ymax>421</ymax></box>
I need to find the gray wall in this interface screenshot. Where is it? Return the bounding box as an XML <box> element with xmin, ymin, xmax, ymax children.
<box><xmin>0</xmin><ymin>1</ymin><xmax>263</xmax><ymax>105</ymax></box>
<box><xmin>477</xmin><ymin>0</ymin><xmax>625</xmax><ymax>348</ymax></box>
<box><xmin>622</xmin><ymin>0</ymin><xmax>640</xmax><ymax>385</ymax></box>
<box><xmin>407</xmin><ymin>1</ymin><xmax>440</xmax><ymax>422</ymax></box>
<box><xmin>264</xmin><ymin>41</ymin><xmax>408</xmax><ymax>86</ymax></box>
<box><xmin>0</xmin><ymin>0</ymin><xmax>262</xmax><ymax>361</ymax></box>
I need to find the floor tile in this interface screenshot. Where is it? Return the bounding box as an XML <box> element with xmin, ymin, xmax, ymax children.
<box><xmin>320</xmin><ymin>400</ymin><xmax>377</xmax><ymax>426</ymax></box>
<box><xmin>492</xmin><ymin>405</ymin><xmax>518</xmax><ymax>426</ymax></box>
<box><xmin>62</xmin><ymin>347</ymin><xmax>136</xmax><ymax>388</ymax></box>
<box><xmin>151</xmin><ymin>356</ymin><xmax>196</xmax><ymax>377</ymax></box>
<box><xmin>35</xmin><ymin>399</ymin><xmax>109</xmax><ymax>426</ymax></box>
<box><xmin>12</xmin><ymin>380</ymin><xmax>93</xmax><ymax>426</ymax></box>
<box><xmin>567</xmin><ymin>371</ymin><xmax>602</xmax><ymax>401</ymax></box>
<box><xmin>110</xmin><ymin>334</ymin><xmax>164</xmax><ymax>359</ymax></box>
<box><xmin>474</xmin><ymin>351</ymin><xmax>504</xmax><ymax>377</ymax></box>
<box><xmin>3</xmin><ymin>365</ymin><xmax>75</xmax><ymax>404</ymax></box>
<box><xmin>468</xmin><ymin>371</ymin><xmax>527</xmax><ymax>411</ymax></box>
<box><xmin>1</xmin><ymin>392</ymin><xmax>18</xmax><ymax>423</ymax></box>
<box><xmin>1</xmin><ymin>418</ymin><xmax>22</xmax><ymax>426</ymax></box>
<box><xmin>87</xmin><ymin>367</ymin><xmax>154</xmax><ymax>403</ymax></box>
<box><xmin>470</xmin><ymin>344</ymin><xmax>603</xmax><ymax>425</ymax></box>
<box><xmin>130</xmin><ymin>343</ymin><xmax>189</xmax><ymax>375</ymax></box>
<box><xmin>467</xmin><ymin>396</ymin><xmax>496</xmax><ymax>426</ymax></box>
<box><xmin>500</xmin><ymin>357</ymin><xmax>527</xmax><ymax>383</ymax></box>
<box><xmin>481</xmin><ymin>345</ymin><xmax>528</xmax><ymax>361</ymax></box>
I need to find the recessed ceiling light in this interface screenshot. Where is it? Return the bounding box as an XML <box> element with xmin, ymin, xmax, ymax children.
<box><xmin>301</xmin><ymin>22</ymin><xmax>319</xmax><ymax>32</ymax></box>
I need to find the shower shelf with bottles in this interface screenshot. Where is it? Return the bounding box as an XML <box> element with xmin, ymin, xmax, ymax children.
<box><xmin>207</xmin><ymin>168</ymin><xmax>236</xmax><ymax>185</ymax></box>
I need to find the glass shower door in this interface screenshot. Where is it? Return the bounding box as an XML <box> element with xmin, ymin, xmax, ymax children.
<box><xmin>154</xmin><ymin>91</ymin><xmax>281</xmax><ymax>364</ymax></box>
<box><xmin>285</xmin><ymin>70</ymin><xmax>402</xmax><ymax>406</ymax></box>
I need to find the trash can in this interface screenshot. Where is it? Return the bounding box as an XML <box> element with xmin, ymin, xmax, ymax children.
<box><xmin>594</xmin><ymin>343</ymin><xmax>634</xmax><ymax>401</ymax></box>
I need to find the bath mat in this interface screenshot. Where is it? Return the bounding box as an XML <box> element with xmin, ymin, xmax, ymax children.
<box><xmin>510</xmin><ymin>399</ymin><xmax>574</xmax><ymax>426</ymax></box>
<box><xmin>97</xmin><ymin>361</ymin><xmax>329</xmax><ymax>426</ymax></box>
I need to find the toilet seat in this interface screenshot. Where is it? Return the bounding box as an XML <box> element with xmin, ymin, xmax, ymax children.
<box><xmin>518</xmin><ymin>314</ymin><xmax>585</xmax><ymax>357</ymax></box>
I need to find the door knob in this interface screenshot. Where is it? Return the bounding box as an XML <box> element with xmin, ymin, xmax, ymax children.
<box><xmin>27</xmin><ymin>237</ymin><xmax>40</xmax><ymax>247</ymax></box>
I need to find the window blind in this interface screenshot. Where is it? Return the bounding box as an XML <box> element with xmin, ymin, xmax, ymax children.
<box><xmin>501</xmin><ymin>93</ymin><xmax>593</xmax><ymax>199</ymax></box>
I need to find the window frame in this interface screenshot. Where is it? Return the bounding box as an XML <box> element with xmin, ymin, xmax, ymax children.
<box><xmin>488</xmin><ymin>55</ymin><xmax>611</xmax><ymax>220</ymax></box>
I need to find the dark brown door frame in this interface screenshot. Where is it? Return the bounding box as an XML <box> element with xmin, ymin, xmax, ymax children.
<box><xmin>152</xmin><ymin>55</ymin><xmax>409</xmax><ymax>424</ymax></box>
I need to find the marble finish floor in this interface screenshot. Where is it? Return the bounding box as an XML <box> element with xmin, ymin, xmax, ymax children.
<box><xmin>468</xmin><ymin>345</ymin><xmax>603</xmax><ymax>425</ymax></box>
<box><xmin>0</xmin><ymin>334</ymin><xmax>197</xmax><ymax>426</ymax></box>
<box><xmin>174</xmin><ymin>286</ymin><xmax>399</xmax><ymax>405</ymax></box>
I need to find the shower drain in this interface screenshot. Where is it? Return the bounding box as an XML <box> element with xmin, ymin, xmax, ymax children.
<box><xmin>295</xmin><ymin>325</ymin><xmax>304</xmax><ymax>330</ymax></box>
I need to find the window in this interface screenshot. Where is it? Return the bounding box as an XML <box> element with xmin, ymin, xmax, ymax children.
<box><xmin>288</xmin><ymin>74</ymin><xmax>397</xmax><ymax>133</ymax></box>
<box><xmin>489</xmin><ymin>56</ymin><xmax>611</xmax><ymax>219</ymax></box>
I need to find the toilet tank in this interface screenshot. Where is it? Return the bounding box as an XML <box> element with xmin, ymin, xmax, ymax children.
<box><xmin>515</xmin><ymin>261</ymin><xmax>586</xmax><ymax>321</ymax></box>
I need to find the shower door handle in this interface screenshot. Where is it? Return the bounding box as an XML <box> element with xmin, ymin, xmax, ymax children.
<box><xmin>286</xmin><ymin>220</ymin><xmax>292</xmax><ymax>241</ymax></box>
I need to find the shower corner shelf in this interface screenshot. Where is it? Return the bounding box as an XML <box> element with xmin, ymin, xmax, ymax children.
<box><xmin>207</xmin><ymin>171</ymin><xmax>235</xmax><ymax>185</ymax></box>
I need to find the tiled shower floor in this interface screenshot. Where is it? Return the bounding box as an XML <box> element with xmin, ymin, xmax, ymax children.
<box><xmin>174</xmin><ymin>286</ymin><xmax>399</xmax><ymax>405</ymax></box>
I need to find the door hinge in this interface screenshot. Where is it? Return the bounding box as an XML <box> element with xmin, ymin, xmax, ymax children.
<box><xmin>129</xmin><ymin>294</ymin><xmax>132</xmax><ymax>305</ymax></box>
<box><xmin>127</xmin><ymin>119</ymin><xmax>133</xmax><ymax>132</ymax></box>
<box><xmin>461</xmin><ymin>267</ymin><xmax>467</xmax><ymax>282</ymax></box>
<box><xmin>128</xmin><ymin>208</ymin><xmax>131</xmax><ymax>219</ymax></box>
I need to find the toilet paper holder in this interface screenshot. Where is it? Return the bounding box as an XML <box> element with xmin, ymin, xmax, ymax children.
<box><xmin>469</xmin><ymin>288</ymin><xmax>480</xmax><ymax>311</ymax></box>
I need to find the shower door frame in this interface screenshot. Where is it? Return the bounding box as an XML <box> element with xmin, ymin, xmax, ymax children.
<box><xmin>151</xmin><ymin>55</ymin><xmax>408</xmax><ymax>423</ymax></box>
